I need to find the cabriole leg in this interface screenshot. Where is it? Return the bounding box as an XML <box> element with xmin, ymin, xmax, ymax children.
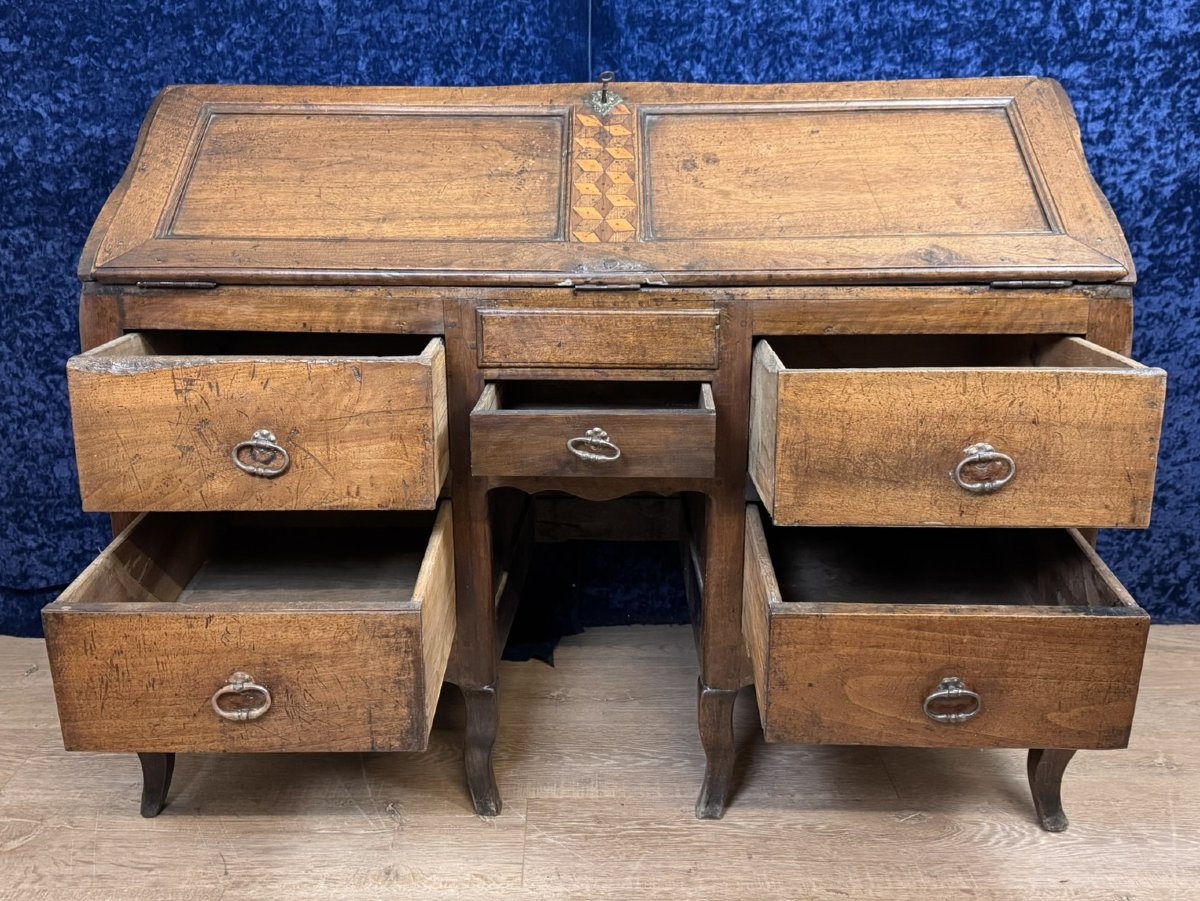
<box><xmin>463</xmin><ymin>684</ymin><xmax>501</xmax><ymax>816</ymax></box>
<box><xmin>138</xmin><ymin>752</ymin><xmax>175</xmax><ymax>818</ymax></box>
<box><xmin>1027</xmin><ymin>748</ymin><xmax>1077</xmax><ymax>832</ymax></box>
<box><xmin>695</xmin><ymin>680</ymin><xmax>738</xmax><ymax>819</ymax></box>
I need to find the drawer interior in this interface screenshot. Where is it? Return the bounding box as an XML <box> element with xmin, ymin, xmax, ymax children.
<box><xmin>744</xmin><ymin>507</ymin><xmax>1148</xmax><ymax>749</ymax></box>
<box><xmin>88</xmin><ymin>329</ymin><xmax>435</xmax><ymax>359</ymax></box>
<box><xmin>761</xmin><ymin>334</ymin><xmax>1144</xmax><ymax>371</ymax></box>
<box><xmin>481</xmin><ymin>380</ymin><xmax>713</xmax><ymax>412</ymax></box>
<box><xmin>45</xmin><ymin>507</ymin><xmax>456</xmax><ymax>753</ymax></box>
<box><xmin>761</xmin><ymin>519</ymin><xmax>1138</xmax><ymax>611</ymax></box>
<box><xmin>57</xmin><ymin>510</ymin><xmax>443</xmax><ymax>611</ymax></box>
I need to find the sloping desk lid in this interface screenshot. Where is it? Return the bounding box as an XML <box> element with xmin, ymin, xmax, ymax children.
<box><xmin>83</xmin><ymin>78</ymin><xmax>1133</xmax><ymax>286</ymax></box>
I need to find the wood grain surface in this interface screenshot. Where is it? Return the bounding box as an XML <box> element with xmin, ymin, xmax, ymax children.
<box><xmin>171</xmin><ymin>110</ymin><xmax>567</xmax><ymax>242</ymax></box>
<box><xmin>470</xmin><ymin>382</ymin><xmax>716</xmax><ymax>478</ymax></box>
<box><xmin>117</xmin><ymin>284</ymin><xmax>446</xmax><ymax>335</ymax></box>
<box><xmin>743</xmin><ymin>508</ymin><xmax>1149</xmax><ymax>749</ymax></box>
<box><xmin>68</xmin><ymin>334</ymin><xmax>449</xmax><ymax>512</ymax></box>
<box><xmin>750</xmin><ymin>336</ymin><xmax>1166</xmax><ymax>527</ymax></box>
<box><xmin>82</xmin><ymin>79</ymin><xmax>1131</xmax><ymax>286</ymax></box>
<box><xmin>477</xmin><ymin>308</ymin><xmax>719</xmax><ymax>369</ymax></box>
<box><xmin>42</xmin><ymin>505</ymin><xmax>454</xmax><ymax>753</ymax></box>
<box><xmin>1</xmin><ymin>624</ymin><xmax>1197</xmax><ymax>898</ymax></box>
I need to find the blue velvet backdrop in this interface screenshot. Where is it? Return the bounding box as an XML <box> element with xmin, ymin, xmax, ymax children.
<box><xmin>2</xmin><ymin>1</ymin><xmax>1197</xmax><ymax>635</ymax></box>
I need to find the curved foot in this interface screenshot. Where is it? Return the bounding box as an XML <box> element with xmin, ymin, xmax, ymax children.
<box><xmin>138</xmin><ymin>753</ymin><xmax>175</xmax><ymax>818</ymax></box>
<box><xmin>695</xmin><ymin>680</ymin><xmax>738</xmax><ymax>819</ymax></box>
<box><xmin>1027</xmin><ymin>748</ymin><xmax>1076</xmax><ymax>832</ymax></box>
<box><xmin>462</xmin><ymin>684</ymin><xmax>502</xmax><ymax>816</ymax></box>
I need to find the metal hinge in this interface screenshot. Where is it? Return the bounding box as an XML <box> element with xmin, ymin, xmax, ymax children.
<box><xmin>989</xmin><ymin>279</ymin><xmax>1074</xmax><ymax>289</ymax></box>
<box><xmin>135</xmin><ymin>280</ymin><xmax>218</xmax><ymax>290</ymax></box>
<box><xmin>572</xmin><ymin>283</ymin><xmax>645</xmax><ymax>292</ymax></box>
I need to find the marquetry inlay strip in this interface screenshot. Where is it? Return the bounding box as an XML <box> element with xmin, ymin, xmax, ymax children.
<box><xmin>569</xmin><ymin>105</ymin><xmax>637</xmax><ymax>243</ymax></box>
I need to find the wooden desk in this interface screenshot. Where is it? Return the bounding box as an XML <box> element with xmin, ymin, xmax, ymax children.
<box><xmin>43</xmin><ymin>79</ymin><xmax>1165</xmax><ymax>831</ymax></box>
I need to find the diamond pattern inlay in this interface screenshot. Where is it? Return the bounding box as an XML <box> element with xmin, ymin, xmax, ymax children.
<box><xmin>570</xmin><ymin>104</ymin><xmax>638</xmax><ymax>243</ymax></box>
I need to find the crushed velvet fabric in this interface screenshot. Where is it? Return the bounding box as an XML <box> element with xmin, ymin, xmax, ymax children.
<box><xmin>1</xmin><ymin>1</ymin><xmax>1196</xmax><ymax>638</ymax></box>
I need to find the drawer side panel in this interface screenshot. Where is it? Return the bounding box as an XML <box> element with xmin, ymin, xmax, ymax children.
<box><xmin>742</xmin><ymin>507</ymin><xmax>776</xmax><ymax>726</ymax></box>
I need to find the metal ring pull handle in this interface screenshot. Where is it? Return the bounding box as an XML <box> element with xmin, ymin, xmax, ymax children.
<box><xmin>211</xmin><ymin>672</ymin><xmax>272</xmax><ymax>722</ymax></box>
<box><xmin>566</xmin><ymin>427</ymin><xmax>622</xmax><ymax>463</ymax></box>
<box><xmin>232</xmin><ymin>429</ymin><xmax>290</xmax><ymax>478</ymax></box>
<box><xmin>923</xmin><ymin>676</ymin><xmax>982</xmax><ymax>724</ymax></box>
<box><xmin>952</xmin><ymin>442</ymin><xmax>1015</xmax><ymax>494</ymax></box>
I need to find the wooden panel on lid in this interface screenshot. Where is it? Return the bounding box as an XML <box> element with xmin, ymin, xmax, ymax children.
<box><xmin>84</xmin><ymin>79</ymin><xmax>1131</xmax><ymax>286</ymax></box>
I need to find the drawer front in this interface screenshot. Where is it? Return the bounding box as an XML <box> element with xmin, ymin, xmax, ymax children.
<box><xmin>43</xmin><ymin>506</ymin><xmax>455</xmax><ymax>753</ymax></box>
<box><xmin>743</xmin><ymin>508</ymin><xmax>1149</xmax><ymax>750</ymax></box>
<box><xmin>68</xmin><ymin>334</ymin><xmax>448</xmax><ymax>512</ymax></box>
<box><xmin>750</xmin><ymin>337</ymin><xmax>1166</xmax><ymax>527</ymax></box>
<box><xmin>470</xmin><ymin>383</ymin><xmax>716</xmax><ymax>478</ymax></box>
<box><xmin>477</xmin><ymin>308</ymin><xmax>720</xmax><ymax>369</ymax></box>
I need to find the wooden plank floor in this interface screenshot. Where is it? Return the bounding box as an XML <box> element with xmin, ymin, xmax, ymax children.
<box><xmin>0</xmin><ymin>625</ymin><xmax>1197</xmax><ymax>899</ymax></box>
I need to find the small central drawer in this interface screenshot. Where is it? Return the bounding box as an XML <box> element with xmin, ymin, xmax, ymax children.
<box><xmin>470</xmin><ymin>381</ymin><xmax>716</xmax><ymax>478</ymax></box>
<box><xmin>749</xmin><ymin>335</ymin><xmax>1166</xmax><ymax>527</ymax></box>
<box><xmin>743</xmin><ymin>506</ymin><xmax>1149</xmax><ymax>750</ymax></box>
<box><xmin>67</xmin><ymin>332</ymin><xmax>448</xmax><ymax>512</ymax></box>
<box><xmin>43</xmin><ymin>505</ymin><xmax>455</xmax><ymax>753</ymax></box>
<box><xmin>477</xmin><ymin>307</ymin><xmax>720</xmax><ymax>369</ymax></box>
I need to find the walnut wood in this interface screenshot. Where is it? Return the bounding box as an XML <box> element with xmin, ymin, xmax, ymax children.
<box><xmin>1087</xmin><ymin>294</ymin><xmax>1136</xmax><ymax>357</ymax></box>
<box><xmin>52</xmin><ymin>78</ymin><xmax>1158</xmax><ymax>827</ymax></box>
<box><xmin>750</xmin><ymin>336</ymin><xmax>1165</xmax><ymax>528</ymax></box>
<box><xmin>1027</xmin><ymin>748</ymin><xmax>1077</xmax><ymax>832</ymax></box>
<box><xmin>118</xmin><ymin>284</ymin><xmax>445</xmax><ymax>335</ymax></box>
<box><xmin>470</xmin><ymin>382</ymin><xmax>716</xmax><ymax>478</ymax></box>
<box><xmin>82</xmin><ymin>80</ymin><xmax>1130</xmax><ymax>286</ymax></box>
<box><xmin>463</xmin><ymin>685</ymin><xmax>502</xmax><ymax>817</ymax></box>
<box><xmin>749</xmin><ymin>284</ymin><xmax>1099</xmax><ymax>335</ymax></box>
<box><xmin>79</xmin><ymin>288</ymin><xmax>123</xmax><ymax>353</ymax></box>
<box><xmin>79</xmin><ymin>282</ymin><xmax>1125</xmax><ymax>338</ymax></box>
<box><xmin>78</xmin><ymin>289</ymin><xmax>138</xmax><ymax>536</ymax></box>
<box><xmin>480</xmin><ymin>367</ymin><xmax>716</xmax><ymax>382</ymax></box>
<box><xmin>77</xmin><ymin>87</ymin><xmax>172</xmax><ymax>279</ymax></box>
<box><xmin>743</xmin><ymin>507</ymin><xmax>1150</xmax><ymax>749</ymax></box>
<box><xmin>441</xmin><ymin>296</ymin><xmax>502</xmax><ymax>815</ymax></box>
<box><xmin>137</xmin><ymin>752</ymin><xmax>175</xmax><ymax>818</ymax></box>
<box><xmin>43</xmin><ymin>505</ymin><xmax>455</xmax><ymax>753</ymax></box>
<box><xmin>477</xmin><ymin>308</ymin><xmax>719</xmax><ymax>369</ymax></box>
<box><xmin>695</xmin><ymin>680</ymin><xmax>738</xmax><ymax>819</ymax></box>
<box><xmin>67</xmin><ymin>334</ymin><xmax>449</xmax><ymax>512</ymax></box>
<box><xmin>488</xmin><ymin>476</ymin><xmax>710</xmax><ymax>504</ymax></box>
<box><xmin>687</xmin><ymin>300</ymin><xmax>756</xmax><ymax>817</ymax></box>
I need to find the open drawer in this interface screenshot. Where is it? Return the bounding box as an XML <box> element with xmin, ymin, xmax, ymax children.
<box><xmin>749</xmin><ymin>335</ymin><xmax>1165</xmax><ymax>527</ymax></box>
<box><xmin>67</xmin><ymin>332</ymin><xmax>448</xmax><ymax>512</ymax></box>
<box><xmin>470</xmin><ymin>381</ymin><xmax>716</xmax><ymax>478</ymax></box>
<box><xmin>742</xmin><ymin>506</ymin><xmax>1149</xmax><ymax>749</ymax></box>
<box><xmin>42</xmin><ymin>504</ymin><xmax>455</xmax><ymax>753</ymax></box>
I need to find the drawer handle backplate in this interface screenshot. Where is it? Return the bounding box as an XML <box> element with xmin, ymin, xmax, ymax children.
<box><xmin>232</xmin><ymin>429</ymin><xmax>290</xmax><ymax>478</ymax></box>
<box><xmin>211</xmin><ymin>672</ymin><xmax>272</xmax><ymax>722</ymax></box>
<box><xmin>923</xmin><ymin>676</ymin><xmax>982</xmax><ymax>724</ymax></box>
<box><xmin>952</xmin><ymin>443</ymin><xmax>1015</xmax><ymax>494</ymax></box>
<box><xmin>567</xmin><ymin>427</ymin><xmax>622</xmax><ymax>463</ymax></box>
